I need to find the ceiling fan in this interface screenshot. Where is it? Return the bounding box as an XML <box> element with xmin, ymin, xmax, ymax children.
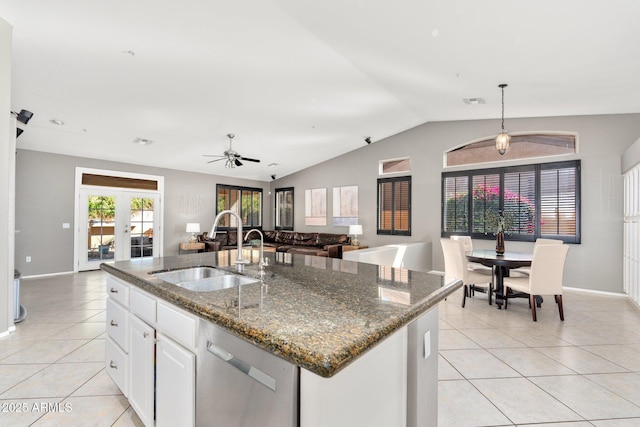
<box><xmin>203</xmin><ymin>133</ymin><xmax>261</xmax><ymax>168</ymax></box>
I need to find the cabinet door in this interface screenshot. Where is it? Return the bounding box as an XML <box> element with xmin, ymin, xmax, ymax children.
<box><xmin>129</xmin><ymin>314</ymin><xmax>155</xmax><ymax>427</ymax></box>
<box><xmin>105</xmin><ymin>336</ymin><xmax>128</xmax><ymax>397</ymax></box>
<box><xmin>156</xmin><ymin>332</ymin><xmax>195</xmax><ymax>427</ymax></box>
<box><xmin>106</xmin><ymin>298</ymin><xmax>129</xmax><ymax>351</ymax></box>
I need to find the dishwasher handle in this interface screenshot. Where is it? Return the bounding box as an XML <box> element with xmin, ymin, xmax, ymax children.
<box><xmin>206</xmin><ymin>340</ymin><xmax>277</xmax><ymax>392</ymax></box>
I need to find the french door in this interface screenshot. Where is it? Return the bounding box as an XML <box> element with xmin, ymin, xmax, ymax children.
<box><xmin>78</xmin><ymin>189</ymin><xmax>160</xmax><ymax>271</ymax></box>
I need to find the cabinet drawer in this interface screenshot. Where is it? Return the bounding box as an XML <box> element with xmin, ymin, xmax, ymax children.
<box><xmin>130</xmin><ymin>287</ymin><xmax>157</xmax><ymax>324</ymax></box>
<box><xmin>107</xmin><ymin>298</ymin><xmax>129</xmax><ymax>352</ymax></box>
<box><xmin>107</xmin><ymin>275</ymin><xmax>130</xmax><ymax>307</ymax></box>
<box><xmin>157</xmin><ymin>301</ymin><xmax>197</xmax><ymax>350</ymax></box>
<box><xmin>105</xmin><ymin>336</ymin><xmax>129</xmax><ymax>397</ymax></box>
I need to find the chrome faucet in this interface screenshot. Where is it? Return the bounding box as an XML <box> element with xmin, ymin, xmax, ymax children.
<box><xmin>244</xmin><ymin>229</ymin><xmax>266</xmax><ymax>274</ymax></box>
<box><xmin>210</xmin><ymin>210</ymin><xmax>249</xmax><ymax>272</ymax></box>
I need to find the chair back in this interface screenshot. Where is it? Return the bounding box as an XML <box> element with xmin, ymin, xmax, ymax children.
<box><xmin>441</xmin><ymin>238</ymin><xmax>468</xmax><ymax>281</ymax></box>
<box><xmin>450</xmin><ymin>235</ymin><xmax>473</xmax><ymax>253</ymax></box>
<box><xmin>535</xmin><ymin>238</ymin><xmax>563</xmax><ymax>246</ymax></box>
<box><xmin>529</xmin><ymin>244</ymin><xmax>569</xmax><ymax>295</ymax></box>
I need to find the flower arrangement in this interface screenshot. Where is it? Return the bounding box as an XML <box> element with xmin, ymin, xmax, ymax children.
<box><xmin>485</xmin><ymin>209</ymin><xmax>513</xmax><ymax>235</ymax></box>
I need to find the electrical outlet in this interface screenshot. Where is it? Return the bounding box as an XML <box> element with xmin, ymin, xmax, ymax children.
<box><xmin>26</xmin><ymin>256</ymin><xmax>31</xmax><ymax>263</ymax></box>
<box><xmin>423</xmin><ymin>330</ymin><xmax>431</xmax><ymax>359</ymax></box>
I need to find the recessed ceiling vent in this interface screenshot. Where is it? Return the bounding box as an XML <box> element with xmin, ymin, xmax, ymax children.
<box><xmin>133</xmin><ymin>137</ymin><xmax>154</xmax><ymax>145</ymax></box>
<box><xmin>463</xmin><ymin>98</ymin><xmax>486</xmax><ymax>105</ymax></box>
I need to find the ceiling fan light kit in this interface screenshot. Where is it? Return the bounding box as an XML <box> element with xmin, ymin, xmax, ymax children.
<box><xmin>203</xmin><ymin>133</ymin><xmax>261</xmax><ymax>169</ymax></box>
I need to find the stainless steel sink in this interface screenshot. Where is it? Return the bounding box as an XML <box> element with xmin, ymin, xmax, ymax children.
<box><xmin>151</xmin><ymin>267</ymin><xmax>259</xmax><ymax>292</ymax></box>
<box><xmin>152</xmin><ymin>267</ymin><xmax>224</xmax><ymax>284</ymax></box>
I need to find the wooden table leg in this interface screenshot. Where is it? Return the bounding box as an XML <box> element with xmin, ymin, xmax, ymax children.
<box><xmin>494</xmin><ymin>266</ymin><xmax>506</xmax><ymax>309</ymax></box>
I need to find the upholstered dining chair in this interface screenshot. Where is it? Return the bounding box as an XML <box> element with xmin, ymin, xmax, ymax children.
<box><xmin>441</xmin><ymin>238</ymin><xmax>493</xmax><ymax>307</ymax></box>
<box><xmin>503</xmin><ymin>243</ymin><xmax>569</xmax><ymax>321</ymax></box>
<box><xmin>511</xmin><ymin>238</ymin><xmax>563</xmax><ymax>277</ymax></box>
<box><xmin>450</xmin><ymin>235</ymin><xmax>493</xmax><ymax>274</ymax></box>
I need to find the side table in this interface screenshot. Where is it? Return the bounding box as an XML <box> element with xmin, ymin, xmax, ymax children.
<box><xmin>342</xmin><ymin>245</ymin><xmax>369</xmax><ymax>253</ymax></box>
<box><xmin>179</xmin><ymin>242</ymin><xmax>205</xmax><ymax>255</ymax></box>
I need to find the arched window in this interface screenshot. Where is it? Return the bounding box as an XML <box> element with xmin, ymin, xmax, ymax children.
<box><xmin>444</xmin><ymin>133</ymin><xmax>577</xmax><ymax>167</ymax></box>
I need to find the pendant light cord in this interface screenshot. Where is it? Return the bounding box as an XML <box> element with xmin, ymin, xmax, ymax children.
<box><xmin>498</xmin><ymin>83</ymin><xmax>508</xmax><ymax>132</ymax></box>
<box><xmin>500</xmin><ymin>84</ymin><xmax>506</xmax><ymax>131</ymax></box>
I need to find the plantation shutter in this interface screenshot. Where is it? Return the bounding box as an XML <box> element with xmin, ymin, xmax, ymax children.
<box><xmin>394</xmin><ymin>179</ymin><xmax>410</xmax><ymax>232</ymax></box>
<box><xmin>471</xmin><ymin>173</ymin><xmax>500</xmax><ymax>234</ymax></box>
<box><xmin>504</xmin><ymin>168</ymin><xmax>536</xmax><ymax>237</ymax></box>
<box><xmin>378</xmin><ymin>176</ymin><xmax>411</xmax><ymax>235</ymax></box>
<box><xmin>378</xmin><ymin>181</ymin><xmax>393</xmax><ymax>231</ymax></box>
<box><xmin>442</xmin><ymin>175</ymin><xmax>469</xmax><ymax>233</ymax></box>
<box><xmin>540</xmin><ymin>163</ymin><xmax>579</xmax><ymax>241</ymax></box>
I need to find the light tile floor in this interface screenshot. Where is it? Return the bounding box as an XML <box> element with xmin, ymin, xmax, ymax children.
<box><xmin>0</xmin><ymin>271</ymin><xmax>143</xmax><ymax>427</ymax></box>
<box><xmin>439</xmin><ymin>286</ymin><xmax>640</xmax><ymax>426</ymax></box>
<box><xmin>2</xmin><ymin>271</ymin><xmax>640</xmax><ymax>426</ymax></box>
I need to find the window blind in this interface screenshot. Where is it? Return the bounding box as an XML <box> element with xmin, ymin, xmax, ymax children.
<box><xmin>378</xmin><ymin>176</ymin><xmax>411</xmax><ymax>235</ymax></box>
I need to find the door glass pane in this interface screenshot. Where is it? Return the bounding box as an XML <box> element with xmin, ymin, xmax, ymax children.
<box><xmin>130</xmin><ymin>197</ymin><xmax>154</xmax><ymax>259</ymax></box>
<box><xmin>87</xmin><ymin>195</ymin><xmax>115</xmax><ymax>261</ymax></box>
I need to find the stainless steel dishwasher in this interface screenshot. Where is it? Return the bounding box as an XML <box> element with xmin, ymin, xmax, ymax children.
<box><xmin>197</xmin><ymin>320</ymin><xmax>299</xmax><ymax>427</ymax></box>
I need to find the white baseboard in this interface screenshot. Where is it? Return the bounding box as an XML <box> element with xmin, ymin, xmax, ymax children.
<box><xmin>563</xmin><ymin>286</ymin><xmax>627</xmax><ymax>298</ymax></box>
<box><xmin>428</xmin><ymin>272</ymin><xmax>627</xmax><ymax>299</ymax></box>
<box><xmin>21</xmin><ymin>270</ymin><xmax>75</xmax><ymax>279</ymax></box>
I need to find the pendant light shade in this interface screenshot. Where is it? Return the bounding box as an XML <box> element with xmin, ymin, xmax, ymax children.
<box><xmin>496</xmin><ymin>83</ymin><xmax>510</xmax><ymax>155</ymax></box>
<box><xmin>496</xmin><ymin>131</ymin><xmax>510</xmax><ymax>155</ymax></box>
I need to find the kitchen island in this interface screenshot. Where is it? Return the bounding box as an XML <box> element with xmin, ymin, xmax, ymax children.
<box><xmin>101</xmin><ymin>249</ymin><xmax>461</xmax><ymax>427</ymax></box>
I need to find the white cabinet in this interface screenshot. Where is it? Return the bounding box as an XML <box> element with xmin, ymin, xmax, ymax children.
<box><xmin>129</xmin><ymin>313</ymin><xmax>155</xmax><ymax>427</ymax></box>
<box><xmin>106</xmin><ymin>288</ymin><xmax>129</xmax><ymax>397</ymax></box>
<box><xmin>105</xmin><ymin>273</ymin><xmax>197</xmax><ymax>427</ymax></box>
<box><xmin>105</xmin><ymin>336</ymin><xmax>129</xmax><ymax>396</ymax></box>
<box><xmin>156</xmin><ymin>332</ymin><xmax>196</xmax><ymax>427</ymax></box>
<box><xmin>106</xmin><ymin>298</ymin><xmax>129</xmax><ymax>351</ymax></box>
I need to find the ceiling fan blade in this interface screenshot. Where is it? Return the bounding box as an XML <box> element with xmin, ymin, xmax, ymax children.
<box><xmin>203</xmin><ymin>154</ymin><xmax>224</xmax><ymax>158</ymax></box>
<box><xmin>207</xmin><ymin>158</ymin><xmax>226</xmax><ymax>164</ymax></box>
<box><xmin>234</xmin><ymin>158</ymin><xmax>243</xmax><ymax>167</ymax></box>
<box><xmin>238</xmin><ymin>156</ymin><xmax>260</xmax><ymax>163</ymax></box>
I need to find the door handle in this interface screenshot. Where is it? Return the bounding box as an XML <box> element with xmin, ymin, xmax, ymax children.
<box><xmin>206</xmin><ymin>340</ymin><xmax>276</xmax><ymax>391</ymax></box>
<box><xmin>110</xmin><ymin>320</ymin><xmax>118</xmax><ymax>327</ymax></box>
<box><xmin>109</xmin><ymin>361</ymin><xmax>118</xmax><ymax>369</ymax></box>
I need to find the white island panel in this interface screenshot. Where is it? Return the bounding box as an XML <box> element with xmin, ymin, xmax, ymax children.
<box><xmin>300</xmin><ymin>326</ymin><xmax>408</xmax><ymax>427</ymax></box>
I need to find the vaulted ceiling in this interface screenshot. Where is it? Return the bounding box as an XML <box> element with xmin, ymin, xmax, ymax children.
<box><xmin>2</xmin><ymin>0</ymin><xmax>639</xmax><ymax>181</ymax></box>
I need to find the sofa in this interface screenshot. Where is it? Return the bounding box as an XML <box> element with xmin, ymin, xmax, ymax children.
<box><xmin>198</xmin><ymin>230</ymin><xmax>351</xmax><ymax>258</ymax></box>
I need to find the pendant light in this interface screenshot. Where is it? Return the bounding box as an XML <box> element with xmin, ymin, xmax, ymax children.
<box><xmin>496</xmin><ymin>83</ymin><xmax>510</xmax><ymax>155</ymax></box>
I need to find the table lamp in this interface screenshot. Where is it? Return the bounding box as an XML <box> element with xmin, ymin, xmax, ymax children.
<box><xmin>186</xmin><ymin>223</ymin><xmax>200</xmax><ymax>243</ymax></box>
<box><xmin>349</xmin><ymin>224</ymin><xmax>363</xmax><ymax>247</ymax></box>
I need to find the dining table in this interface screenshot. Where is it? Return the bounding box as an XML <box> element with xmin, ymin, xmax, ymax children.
<box><xmin>466</xmin><ymin>249</ymin><xmax>534</xmax><ymax>309</ymax></box>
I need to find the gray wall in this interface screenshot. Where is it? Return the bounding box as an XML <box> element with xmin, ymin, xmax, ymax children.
<box><xmin>15</xmin><ymin>149</ymin><xmax>270</xmax><ymax>276</ymax></box>
<box><xmin>271</xmin><ymin>113</ymin><xmax>640</xmax><ymax>294</ymax></box>
<box><xmin>622</xmin><ymin>137</ymin><xmax>640</xmax><ymax>173</ymax></box>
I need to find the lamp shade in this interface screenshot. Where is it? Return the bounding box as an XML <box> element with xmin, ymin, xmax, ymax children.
<box><xmin>349</xmin><ymin>224</ymin><xmax>363</xmax><ymax>236</ymax></box>
<box><xmin>186</xmin><ymin>223</ymin><xmax>200</xmax><ymax>233</ymax></box>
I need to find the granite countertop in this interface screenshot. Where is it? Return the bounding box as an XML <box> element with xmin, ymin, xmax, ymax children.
<box><xmin>101</xmin><ymin>249</ymin><xmax>461</xmax><ymax>378</ymax></box>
